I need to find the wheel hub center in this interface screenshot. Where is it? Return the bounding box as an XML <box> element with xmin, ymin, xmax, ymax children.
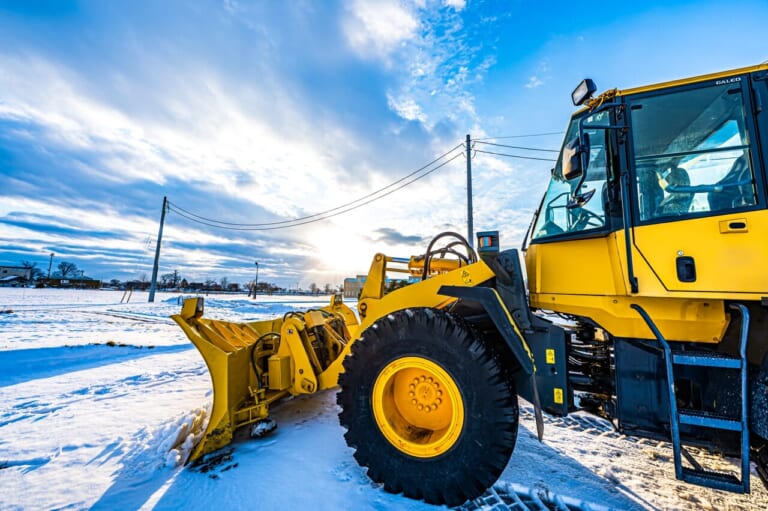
<box><xmin>408</xmin><ymin>376</ymin><xmax>443</xmax><ymax>412</ymax></box>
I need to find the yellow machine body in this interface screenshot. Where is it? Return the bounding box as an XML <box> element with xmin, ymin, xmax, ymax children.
<box><xmin>172</xmin><ymin>252</ymin><xmax>495</xmax><ymax>462</ymax></box>
<box><xmin>527</xmin><ymin>209</ymin><xmax>768</xmax><ymax>343</ymax></box>
<box><xmin>172</xmin><ymin>63</ymin><xmax>768</xmax><ymax>503</ymax></box>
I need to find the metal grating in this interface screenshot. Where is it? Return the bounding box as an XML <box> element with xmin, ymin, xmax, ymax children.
<box><xmin>459</xmin><ymin>482</ymin><xmax>621</xmax><ymax>511</ymax></box>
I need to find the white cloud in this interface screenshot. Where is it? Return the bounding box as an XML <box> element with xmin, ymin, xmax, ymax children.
<box><xmin>0</xmin><ymin>50</ymin><xmax>478</xmax><ymax>281</ymax></box>
<box><xmin>343</xmin><ymin>0</ymin><xmax>420</xmax><ymax>62</ymax></box>
<box><xmin>444</xmin><ymin>0</ymin><xmax>466</xmax><ymax>10</ymax></box>
<box><xmin>386</xmin><ymin>93</ymin><xmax>427</xmax><ymax>122</ymax></box>
<box><xmin>377</xmin><ymin>2</ymin><xmax>495</xmax><ymax>135</ymax></box>
<box><xmin>526</xmin><ymin>75</ymin><xmax>544</xmax><ymax>89</ymax></box>
<box><xmin>0</xmin><ymin>53</ymin><xmax>380</xmax><ymax>220</ymax></box>
<box><xmin>0</xmin><ymin>196</ymin><xmax>161</xmax><ymax>262</ymax></box>
<box><xmin>525</xmin><ymin>59</ymin><xmax>550</xmax><ymax>89</ymax></box>
<box><xmin>0</xmin><ymin>3</ymin><xmax>515</xmax><ymax>283</ymax></box>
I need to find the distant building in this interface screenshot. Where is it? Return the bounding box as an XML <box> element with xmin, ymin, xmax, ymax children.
<box><xmin>125</xmin><ymin>280</ymin><xmax>151</xmax><ymax>291</ymax></box>
<box><xmin>0</xmin><ymin>266</ymin><xmax>31</xmax><ymax>280</ymax></box>
<box><xmin>46</xmin><ymin>278</ymin><xmax>102</xmax><ymax>289</ymax></box>
<box><xmin>343</xmin><ymin>275</ymin><xmax>418</xmax><ymax>298</ymax></box>
<box><xmin>343</xmin><ymin>275</ymin><xmax>367</xmax><ymax>298</ymax></box>
<box><xmin>0</xmin><ymin>275</ymin><xmax>25</xmax><ymax>287</ymax></box>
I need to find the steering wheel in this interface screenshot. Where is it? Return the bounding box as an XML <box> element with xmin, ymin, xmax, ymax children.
<box><xmin>570</xmin><ymin>208</ymin><xmax>603</xmax><ymax>231</ymax></box>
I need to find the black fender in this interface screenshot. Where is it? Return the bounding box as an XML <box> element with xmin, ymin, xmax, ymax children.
<box><xmin>439</xmin><ymin>284</ymin><xmax>545</xmax><ymax>440</ymax></box>
<box><xmin>439</xmin><ymin>285</ymin><xmax>534</xmax><ymax>375</ymax></box>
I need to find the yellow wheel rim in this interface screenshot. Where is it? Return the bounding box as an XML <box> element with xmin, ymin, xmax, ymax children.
<box><xmin>372</xmin><ymin>356</ymin><xmax>464</xmax><ymax>458</ymax></box>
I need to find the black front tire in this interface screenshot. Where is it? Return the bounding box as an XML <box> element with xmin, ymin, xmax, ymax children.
<box><xmin>337</xmin><ymin>308</ymin><xmax>519</xmax><ymax>507</ymax></box>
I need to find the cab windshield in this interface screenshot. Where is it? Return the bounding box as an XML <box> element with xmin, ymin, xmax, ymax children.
<box><xmin>532</xmin><ymin>110</ymin><xmax>610</xmax><ymax>240</ymax></box>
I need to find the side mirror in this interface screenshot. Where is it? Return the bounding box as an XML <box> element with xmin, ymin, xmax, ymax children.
<box><xmin>562</xmin><ymin>139</ymin><xmax>582</xmax><ymax>180</ymax></box>
<box><xmin>567</xmin><ymin>188</ymin><xmax>596</xmax><ymax>209</ymax></box>
<box><xmin>562</xmin><ymin>133</ymin><xmax>590</xmax><ymax>181</ymax></box>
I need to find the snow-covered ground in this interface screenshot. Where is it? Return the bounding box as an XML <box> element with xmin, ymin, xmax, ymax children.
<box><xmin>1</xmin><ymin>288</ymin><xmax>766</xmax><ymax>510</ymax></box>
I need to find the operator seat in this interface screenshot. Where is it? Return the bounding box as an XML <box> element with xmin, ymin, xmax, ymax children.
<box><xmin>637</xmin><ymin>166</ymin><xmax>663</xmax><ymax>219</ymax></box>
<box><xmin>658</xmin><ymin>166</ymin><xmax>693</xmax><ymax>216</ymax></box>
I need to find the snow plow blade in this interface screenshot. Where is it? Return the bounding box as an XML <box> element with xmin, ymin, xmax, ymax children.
<box><xmin>171</xmin><ymin>295</ymin><xmax>358</xmax><ymax>462</ymax></box>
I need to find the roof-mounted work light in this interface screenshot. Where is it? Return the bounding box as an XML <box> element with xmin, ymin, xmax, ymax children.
<box><xmin>571</xmin><ymin>78</ymin><xmax>597</xmax><ymax>106</ymax></box>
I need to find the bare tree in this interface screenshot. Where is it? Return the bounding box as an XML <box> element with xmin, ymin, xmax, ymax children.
<box><xmin>21</xmin><ymin>261</ymin><xmax>44</xmax><ymax>282</ymax></box>
<box><xmin>160</xmin><ymin>270</ymin><xmax>181</xmax><ymax>289</ymax></box>
<box><xmin>220</xmin><ymin>277</ymin><xmax>229</xmax><ymax>289</ymax></box>
<box><xmin>57</xmin><ymin>261</ymin><xmax>78</xmax><ymax>277</ymax></box>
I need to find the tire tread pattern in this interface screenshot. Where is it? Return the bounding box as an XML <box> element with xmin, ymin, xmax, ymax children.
<box><xmin>337</xmin><ymin>307</ymin><xmax>519</xmax><ymax>507</ymax></box>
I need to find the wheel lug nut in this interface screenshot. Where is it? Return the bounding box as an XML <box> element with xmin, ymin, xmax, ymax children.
<box><xmin>411</xmin><ymin>399</ymin><xmax>417</xmax><ymax>405</ymax></box>
<box><xmin>409</xmin><ymin>391</ymin><xmax>415</xmax><ymax>397</ymax></box>
<box><xmin>418</xmin><ymin>404</ymin><xmax>424</xmax><ymax>411</ymax></box>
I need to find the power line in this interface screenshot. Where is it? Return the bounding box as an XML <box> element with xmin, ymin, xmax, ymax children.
<box><xmin>474</xmin><ymin>149</ymin><xmax>557</xmax><ymax>162</ymax></box>
<box><xmin>166</xmin><ymin>152</ymin><xmax>464</xmax><ymax>231</ymax></box>
<box><xmin>474</xmin><ymin>140</ymin><xmax>559</xmax><ymax>153</ymax></box>
<box><xmin>163</xmin><ymin>130</ymin><xmax>563</xmax><ymax>232</ymax></box>
<box><xmin>474</xmin><ymin>131</ymin><xmax>564</xmax><ymax>141</ymax></box>
<box><xmin>166</xmin><ymin>142</ymin><xmax>463</xmax><ymax>228</ymax></box>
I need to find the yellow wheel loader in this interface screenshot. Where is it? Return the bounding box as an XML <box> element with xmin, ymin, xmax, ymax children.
<box><xmin>174</xmin><ymin>63</ymin><xmax>768</xmax><ymax>506</ymax></box>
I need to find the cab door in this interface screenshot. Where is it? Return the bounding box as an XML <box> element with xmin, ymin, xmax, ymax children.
<box><xmin>628</xmin><ymin>74</ymin><xmax>768</xmax><ymax>294</ymax></box>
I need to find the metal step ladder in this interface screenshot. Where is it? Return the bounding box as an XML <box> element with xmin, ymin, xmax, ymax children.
<box><xmin>631</xmin><ymin>303</ymin><xmax>751</xmax><ymax>493</ymax></box>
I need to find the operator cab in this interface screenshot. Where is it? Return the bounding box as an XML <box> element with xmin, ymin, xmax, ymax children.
<box><xmin>526</xmin><ymin>66</ymin><xmax>768</xmax><ymax>299</ymax></box>
<box><xmin>531</xmin><ymin>73</ymin><xmax>763</xmax><ymax>243</ymax></box>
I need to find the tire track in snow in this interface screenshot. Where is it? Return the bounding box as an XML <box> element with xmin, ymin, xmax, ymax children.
<box><xmin>2</xmin><ymin>365</ymin><xmax>207</xmax><ymax>424</ymax></box>
<box><xmin>0</xmin><ymin>352</ymin><xmax>209</xmax><ymax>475</ymax></box>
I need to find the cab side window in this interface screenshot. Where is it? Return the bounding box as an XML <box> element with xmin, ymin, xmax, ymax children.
<box><xmin>630</xmin><ymin>81</ymin><xmax>756</xmax><ymax>222</ymax></box>
<box><xmin>532</xmin><ymin>110</ymin><xmax>610</xmax><ymax>240</ymax></box>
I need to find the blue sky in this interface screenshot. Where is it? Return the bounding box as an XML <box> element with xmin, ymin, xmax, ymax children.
<box><xmin>1</xmin><ymin>0</ymin><xmax>767</xmax><ymax>288</ymax></box>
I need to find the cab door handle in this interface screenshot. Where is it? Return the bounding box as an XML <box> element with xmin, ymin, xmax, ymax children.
<box><xmin>719</xmin><ymin>218</ymin><xmax>748</xmax><ymax>233</ymax></box>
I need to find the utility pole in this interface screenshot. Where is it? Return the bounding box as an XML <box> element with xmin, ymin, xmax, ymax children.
<box><xmin>148</xmin><ymin>196</ymin><xmax>167</xmax><ymax>303</ymax></box>
<box><xmin>253</xmin><ymin>261</ymin><xmax>259</xmax><ymax>299</ymax></box>
<box><xmin>466</xmin><ymin>134</ymin><xmax>474</xmax><ymax>248</ymax></box>
<box><xmin>47</xmin><ymin>253</ymin><xmax>54</xmax><ymax>283</ymax></box>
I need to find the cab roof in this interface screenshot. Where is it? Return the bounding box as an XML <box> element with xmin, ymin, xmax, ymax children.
<box><xmin>617</xmin><ymin>62</ymin><xmax>768</xmax><ymax>97</ymax></box>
